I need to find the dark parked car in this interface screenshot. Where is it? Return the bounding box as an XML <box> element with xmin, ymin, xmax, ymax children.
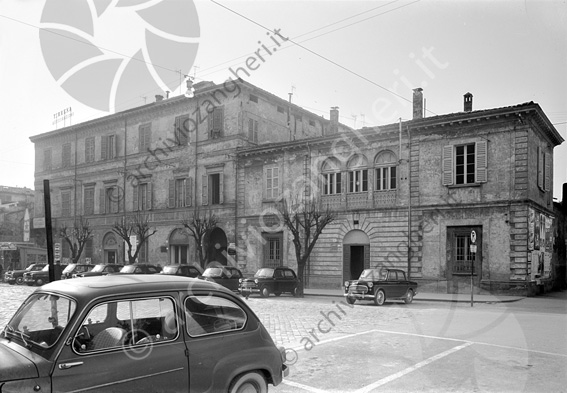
<box><xmin>73</xmin><ymin>263</ymin><xmax>124</xmax><ymax>278</ymax></box>
<box><xmin>161</xmin><ymin>264</ymin><xmax>202</xmax><ymax>278</ymax></box>
<box><xmin>117</xmin><ymin>263</ymin><xmax>162</xmax><ymax>274</ymax></box>
<box><xmin>61</xmin><ymin>263</ymin><xmax>95</xmax><ymax>279</ymax></box>
<box><xmin>0</xmin><ymin>275</ymin><xmax>288</xmax><ymax>392</ymax></box>
<box><xmin>344</xmin><ymin>268</ymin><xmax>418</xmax><ymax>306</ymax></box>
<box><xmin>239</xmin><ymin>267</ymin><xmax>300</xmax><ymax>298</ymax></box>
<box><xmin>23</xmin><ymin>264</ymin><xmax>66</xmax><ymax>286</ymax></box>
<box><xmin>4</xmin><ymin>263</ymin><xmax>46</xmax><ymax>285</ymax></box>
<box><xmin>200</xmin><ymin>266</ymin><xmax>243</xmax><ymax>292</ymax></box>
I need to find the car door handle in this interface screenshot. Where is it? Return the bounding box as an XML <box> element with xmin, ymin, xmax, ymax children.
<box><xmin>59</xmin><ymin>361</ymin><xmax>84</xmax><ymax>370</ymax></box>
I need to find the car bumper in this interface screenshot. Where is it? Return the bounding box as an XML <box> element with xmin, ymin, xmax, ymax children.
<box><xmin>345</xmin><ymin>292</ymin><xmax>375</xmax><ymax>300</ymax></box>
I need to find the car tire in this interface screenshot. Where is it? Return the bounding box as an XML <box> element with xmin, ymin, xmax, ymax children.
<box><xmin>260</xmin><ymin>286</ymin><xmax>270</xmax><ymax>298</ymax></box>
<box><xmin>374</xmin><ymin>289</ymin><xmax>385</xmax><ymax>306</ymax></box>
<box><xmin>346</xmin><ymin>296</ymin><xmax>356</xmax><ymax>305</ymax></box>
<box><xmin>292</xmin><ymin>287</ymin><xmax>299</xmax><ymax>297</ymax></box>
<box><xmin>229</xmin><ymin>371</ymin><xmax>267</xmax><ymax>393</ymax></box>
<box><xmin>404</xmin><ymin>289</ymin><xmax>414</xmax><ymax>304</ymax></box>
<box><xmin>274</xmin><ymin>291</ymin><xmax>282</xmax><ymax>297</ymax></box>
<box><xmin>15</xmin><ymin>277</ymin><xmax>24</xmax><ymax>285</ymax></box>
<box><xmin>35</xmin><ymin>278</ymin><xmax>44</xmax><ymax>286</ymax></box>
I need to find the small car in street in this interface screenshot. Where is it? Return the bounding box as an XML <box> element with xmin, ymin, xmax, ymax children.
<box><xmin>4</xmin><ymin>263</ymin><xmax>46</xmax><ymax>285</ymax></box>
<box><xmin>239</xmin><ymin>267</ymin><xmax>300</xmax><ymax>298</ymax></box>
<box><xmin>344</xmin><ymin>268</ymin><xmax>418</xmax><ymax>306</ymax></box>
<box><xmin>23</xmin><ymin>264</ymin><xmax>66</xmax><ymax>286</ymax></box>
<box><xmin>0</xmin><ymin>275</ymin><xmax>288</xmax><ymax>392</ymax></box>
<box><xmin>160</xmin><ymin>263</ymin><xmax>202</xmax><ymax>278</ymax></box>
<box><xmin>200</xmin><ymin>266</ymin><xmax>243</xmax><ymax>292</ymax></box>
<box><xmin>61</xmin><ymin>263</ymin><xmax>95</xmax><ymax>279</ymax></box>
<box><xmin>116</xmin><ymin>263</ymin><xmax>162</xmax><ymax>274</ymax></box>
<box><xmin>73</xmin><ymin>263</ymin><xmax>124</xmax><ymax>278</ymax></box>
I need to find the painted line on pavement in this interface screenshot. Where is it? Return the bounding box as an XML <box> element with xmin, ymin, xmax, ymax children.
<box><xmin>282</xmin><ymin>380</ymin><xmax>332</xmax><ymax>393</ymax></box>
<box><xmin>353</xmin><ymin>342</ymin><xmax>474</xmax><ymax>393</ymax></box>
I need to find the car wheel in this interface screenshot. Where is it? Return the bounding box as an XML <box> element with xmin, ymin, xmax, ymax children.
<box><xmin>15</xmin><ymin>277</ymin><xmax>24</xmax><ymax>285</ymax></box>
<box><xmin>374</xmin><ymin>289</ymin><xmax>385</xmax><ymax>306</ymax></box>
<box><xmin>346</xmin><ymin>296</ymin><xmax>356</xmax><ymax>305</ymax></box>
<box><xmin>229</xmin><ymin>371</ymin><xmax>267</xmax><ymax>393</ymax></box>
<box><xmin>260</xmin><ymin>286</ymin><xmax>270</xmax><ymax>298</ymax></box>
<box><xmin>292</xmin><ymin>286</ymin><xmax>300</xmax><ymax>297</ymax></box>
<box><xmin>404</xmin><ymin>289</ymin><xmax>414</xmax><ymax>304</ymax></box>
<box><xmin>274</xmin><ymin>291</ymin><xmax>282</xmax><ymax>297</ymax></box>
<box><xmin>35</xmin><ymin>278</ymin><xmax>44</xmax><ymax>286</ymax></box>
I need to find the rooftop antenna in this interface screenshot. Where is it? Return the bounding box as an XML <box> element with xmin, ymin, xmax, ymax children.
<box><xmin>352</xmin><ymin>114</ymin><xmax>358</xmax><ymax>128</ymax></box>
<box><xmin>360</xmin><ymin>113</ymin><xmax>366</xmax><ymax>127</ymax></box>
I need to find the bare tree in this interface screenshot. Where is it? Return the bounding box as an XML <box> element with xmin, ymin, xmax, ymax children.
<box><xmin>276</xmin><ymin>195</ymin><xmax>335</xmax><ymax>297</ymax></box>
<box><xmin>181</xmin><ymin>208</ymin><xmax>218</xmax><ymax>268</ymax></box>
<box><xmin>58</xmin><ymin>216</ymin><xmax>93</xmax><ymax>264</ymax></box>
<box><xmin>112</xmin><ymin>213</ymin><xmax>157</xmax><ymax>264</ymax></box>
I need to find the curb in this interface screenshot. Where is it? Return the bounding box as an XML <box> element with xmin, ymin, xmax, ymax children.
<box><xmin>303</xmin><ymin>292</ymin><xmax>525</xmax><ymax>304</ymax></box>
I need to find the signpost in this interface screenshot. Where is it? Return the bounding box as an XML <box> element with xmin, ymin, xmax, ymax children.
<box><xmin>54</xmin><ymin>242</ymin><xmax>61</xmax><ymax>262</ymax></box>
<box><xmin>470</xmin><ymin>230</ymin><xmax>477</xmax><ymax>307</ymax></box>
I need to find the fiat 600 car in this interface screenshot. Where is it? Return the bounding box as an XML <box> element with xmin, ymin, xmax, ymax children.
<box><xmin>0</xmin><ymin>275</ymin><xmax>288</xmax><ymax>392</ymax></box>
<box><xmin>344</xmin><ymin>268</ymin><xmax>418</xmax><ymax>306</ymax></box>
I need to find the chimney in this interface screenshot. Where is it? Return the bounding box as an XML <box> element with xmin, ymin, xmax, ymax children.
<box><xmin>330</xmin><ymin>107</ymin><xmax>339</xmax><ymax>134</ymax></box>
<box><xmin>464</xmin><ymin>92</ymin><xmax>473</xmax><ymax>112</ymax></box>
<box><xmin>412</xmin><ymin>88</ymin><xmax>423</xmax><ymax>119</ymax></box>
<box><xmin>155</xmin><ymin>94</ymin><xmax>163</xmax><ymax>102</ymax></box>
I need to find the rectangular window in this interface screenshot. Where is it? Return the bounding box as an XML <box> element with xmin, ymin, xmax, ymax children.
<box><xmin>249</xmin><ymin>94</ymin><xmax>258</xmax><ymax>103</ymax></box>
<box><xmin>85</xmin><ymin>137</ymin><xmax>95</xmax><ymax>163</ymax></box>
<box><xmin>376</xmin><ymin>167</ymin><xmax>397</xmax><ymax>190</ymax></box>
<box><xmin>269</xmin><ymin>238</ymin><xmax>280</xmax><ymax>260</ymax></box>
<box><xmin>277</xmin><ymin>106</ymin><xmax>285</xmax><ymax>114</ymax></box>
<box><xmin>134</xmin><ymin>182</ymin><xmax>152</xmax><ymax>211</ymax></box>
<box><xmin>209</xmin><ymin>107</ymin><xmax>224</xmax><ymax>139</ymax></box>
<box><xmin>323</xmin><ymin>172</ymin><xmax>342</xmax><ymax>195</ymax></box>
<box><xmin>62</xmin><ymin>143</ymin><xmax>72</xmax><ymax>168</ymax></box>
<box><xmin>104</xmin><ymin>186</ymin><xmax>119</xmax><ymax>214</ymax></box>
<box><xmin>455</xmin><ymin>143</ymin><xmax>475</xmax><ymax>185</ymax></box>
<box><xmin>174</xmin><ymin>115</ymin><xmax>189</xmax><ymax>146</ymax></box>
<box><xmin>454</xmin><ymin>233</ymin><xmax>473</xmax><ymax>273</ymax></box>
<box><xmin>175</xmin><ymin>179</ymin><xmax>186</xmax><ymax>208</ymax></box>
<box><xmin>248</xmin><ymin>118</ymin><xmax>258</xmax><ymax>143</ymax></box>
<box><xmin>209</xmin><ymin>173</ymin><xmax>221</xmax><ymax>205</ymax></box>
<box><xmin>101</xmin><ymin>135</ymin><xmax>117</xmax><ymax>160</ymax></box>
<box><xmin>85</xmin><ymin>238</ymin><xmax>93</xmax><ymax>258</ymax></box>
<box><xmin>61</xmin><ymin>191</ymin><xmax>71</xmax><ymax>217</ymax></box>
<box><xmin>266</xmin><ymin>167</ymin><xmax>279</xmax><ymax>199</ymax></box>
<box><xmin>309</xmin><ymin>119</ymin><xmax>316</xmax><ymax>127</ymax></box>
<box><xmin>348</xmin><ymin>169</ymin><xmax>368</xmax><ymax>193</ymax></box>
<box><xmin>139</xmin><ymin>123</ymin><xmax>151</xmax><ymax>152</ymax></box>
<box><xmin>44</xmin><ymin>148</ymin><xmax>52</xmax><ymax>171</ymax></box>
<box><xmin>84</xmin><ymin>187</ymin><xmax>95</xmax><ymax>215</ymax></box>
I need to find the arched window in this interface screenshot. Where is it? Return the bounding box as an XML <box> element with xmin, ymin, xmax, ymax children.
<box><xmin>347</xmin><ymin>154</ymin><xmax>368</xmax><ymax>193</ymax></box>
<box><xmin>321</xmin><ymin>158</ymin><xmax>342</xmax><ymax>195</ymax></box>
<box><xmin>375</xmin><ymin>151</ymin><xmax>397</xmax><ymax>190</ymax></box>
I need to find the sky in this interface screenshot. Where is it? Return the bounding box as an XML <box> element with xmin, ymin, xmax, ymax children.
<box><xmin>0</xmin><ymin>0</ymin><xmax>566</xmax><ymax>200</ymax></box>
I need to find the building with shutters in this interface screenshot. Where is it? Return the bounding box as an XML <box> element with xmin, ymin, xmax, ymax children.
<box><xmin>29</xmin><ymin>79</ymin><xmax>350</xmax><ymax>268</ymax></box>
<box><xmin>235</xmin><ymin>89</ymin><xmax>564</xmax><ymax>295</ymax></box>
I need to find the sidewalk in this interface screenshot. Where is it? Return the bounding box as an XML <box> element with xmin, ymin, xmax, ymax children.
<box><xmin>303</xmin><ymin>288</ymin><xmax>525</xmax><ymax>303</ymax></box>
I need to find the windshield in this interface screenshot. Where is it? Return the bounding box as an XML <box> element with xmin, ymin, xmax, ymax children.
<box><xmin>162</xmin><ymin>266</ymin><xmax>178</xmax><ymax>274</ymax></box>
<box><xmin>120</xmin><ymin>265</ymin><xmax>137</xmax><ymax>273</ymax></box>
<box><xmin>359</xmin><ymin>269</ymin><xmax>385</xmax><ymax>280</ymax></box>
<box><xmin>75</xmin><ymin>265</ymin><xmax>92</xmax><ymax>273</ymax></box>
<box><xmin>62</xmin><ymin>264</ymin><xmax>77</xmax><ymax>274</ymax></box>
<box><xmin>203</xmin><ymin>268</ymin><xmax>224</xmax><ymax>278</ymax></box>
<box><xmin>3</xmin><ymin>293</ymin><xmax>76</xmax><ymax>351</ymax></box>
<box><xmin>254</xmin><ymin>268</ymin><xmax>274</xmax><ymax>278</ymax></box>
<box><xmin>90</xmin><ymin>264</ymin><xmax>105</xmax><ymax>273</ymax></box>
<box><xmin>41</xmin><ymin>265</ymin><xmax>50</xmax><ymax>272</ymax></box>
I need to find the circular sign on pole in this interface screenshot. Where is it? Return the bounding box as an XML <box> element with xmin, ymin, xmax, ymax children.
<box><xmin>470</xmin><ymin>230</ymin><xmax>477</xmax><ymax>244</ymax></box>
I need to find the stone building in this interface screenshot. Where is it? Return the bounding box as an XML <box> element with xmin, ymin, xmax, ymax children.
<box><xmin>236</xmin><ymin>89</ymin><xmax>564</xmax><ymax>295</ymax></box>
<box><xmin>29</xmin><ymin>79</ymin><xmax>349</xmax><ymax>268</ymax></box>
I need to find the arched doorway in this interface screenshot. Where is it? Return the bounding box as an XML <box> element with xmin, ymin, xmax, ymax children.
<box><xmin>343</xmin><ymin>229</ymin><xmax>370</xmax><ymax>281</ymax></box>
<box><xmin>169</xmin><ymin>229</ymin><xmax>189</xmax><ymax>265</ymax></box>
<box><xmin>103</xmin><ymin>232</ymin><xmax>119</xmax><ymax>264</ymax></box>
<box><xmin>207</xmin><ymin>227</ymin><xmax>227</xmax><ymax>266</ymax></box>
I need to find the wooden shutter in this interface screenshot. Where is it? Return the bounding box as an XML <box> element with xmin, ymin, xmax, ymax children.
<box><xmin>219</xmin><ymin>173</ymin><xmax>224</xmax><ymax>204</ymax></box>
<box><xmin>442</xmin><ymin>145</ymin><xmax>454</xmax><ymax>186</ymax></box>
<box><xmin>168</xmin><ymin>179</ymin><xmax>175</xmax><ymax>208</ymax></box>
<box><xmin>212</xmin><ymin>107</ymin><xmax>224</xmax><ymax>137</ymax></box>
<box><xmin>133</xmin><ymin>185</ymin><xmax>139</xmax><ymax>211</ymax></box>
<box><xmin>147</xmin><ymin>182</ymin><xmax>152</xmax><ymax>210</ymax></box>
<box><xmin>99</xmin><ymin>188</ymin><xmax>105</xmax><ymax>214</ymax></box>
<box><xmin>101</xmin><ymin>136</ymin><xmax>108</xmax><ymax>160</ymax></box>
<box><xmin>202</xmin><ymin>174</ymin><xmax>209</xmax><ymax>205</ymax></box>
<box><xmin>343</xmin><ymin>246</ymin><xmax>351</xmax><ymax>281</ymax></box>
<box><xmin>185</xmin><ymin>177</ymin><xmax>192</xmax><ymax>207</ymax></box>
<box><xmin>475</xmin><ymin>140</ymin><xmax>487</xmax><ymax>183</ymax></box>
<box><xmin>537</xmin><ymin>146</ymin><xmax>543</xmax><ymax>190</ymax></box>
<box><xmin>115</xmin><ymin>134</ymin><xmax>120</xmax><ymax>158</ymax></box>
<box><xmin>544</xmin><ymin>152</ymin><xmax>551</xmax><ymax>192</ymax></box>
<box><xmin>248</xmin><ymin>118</ymin><xmax>254</xmax><ymax>140</ymax></box>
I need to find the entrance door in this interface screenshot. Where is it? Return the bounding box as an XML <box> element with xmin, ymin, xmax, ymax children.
<box><xmin>447</xmin><ymin>226</ymin><xmax>482</xmax><ymax>293</ymax></box>
<box><xmin>106</xmin><ymin>250</ymin><xmax>116</xmax><ymax>264</ymax></box>
<box><xmin>342</xmin><ymin>229</ymin><xmax>370</xmax><ymax>283</ymax></box>
<box><xmin>350</xmin><ymin>246</ymin><xmax>365</xmax><ymax>280</ymax></box>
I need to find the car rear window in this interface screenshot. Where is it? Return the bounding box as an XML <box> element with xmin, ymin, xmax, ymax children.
<box><xmin>184</xmin><ymin>295</ymin><xmax>247</xmax><ymax>337</ymax></box>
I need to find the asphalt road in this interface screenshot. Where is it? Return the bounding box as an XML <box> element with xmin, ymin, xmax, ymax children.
<box><xmin>1</xmin><ymin>283</ymin><xmax>566</xmax><ymax>392</ymax></box>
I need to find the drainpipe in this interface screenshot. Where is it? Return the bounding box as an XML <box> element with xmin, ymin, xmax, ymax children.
<box><xmin>406</xmin><ymin>124</ymin><xmax>411</xmax><ymax>280</ymax></box>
